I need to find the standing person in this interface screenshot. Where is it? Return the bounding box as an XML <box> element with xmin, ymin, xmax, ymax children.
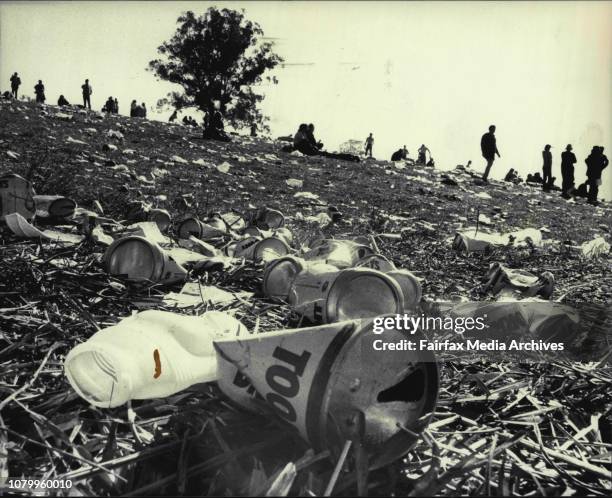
<box><xmin>365</xmin><ymin>133</ymin><xmax>374</xmax><ymax>157</ymax></box>
<box><xmin>417</xmin><ymin>144</ymin><xmax>430</xmax><ymax>165</ymax></box>
<box><xmin>480</xmin><ymin>125</ymin><xmax>501</xmax><ymax>182</ymax></box>
<box><xmin>141</xmin><ymin>103</ymin><xmax>147</xmax><ymax>118</ymax></box>
<box><xmin>81</xmin><ymin>79</ymin><xmax>93</xmax><ymax>109</ymax></box>
<box><xmin>560</xmin><ymin>144</ymin><xmax>577</xmax><ymax>198</ymax></box>
<box><xmin>10</xmin><ymin>72</ymin><xmax>21</xmax><ymax>99</ymax></box>
<box><xmin>34</xmin><ymin>80</ymin><xmax>45</xmax><ymax>103</ymax></box>
<box><xmin>542</xmin><ymin>144</ymin><xmax>553</xmax><ymax>191</ymax></box>
<box><xmin>130</xmin><ymin>100</ymin><xmax>138</xmax><ymax>117</ymax></box>
<box><xmin>113</xmin><ymin>98</ymin><xmax>119</xmax><ymax>114</ymax></box>
<box><xmin>169</xmin><ymin>110</ymin><xmax>178</xmax><ymax>122</ymax></box>
<box><xmin>585</xmin><ymin>146</ymin><xmax>609</xmax><ymax>205</ymax></box>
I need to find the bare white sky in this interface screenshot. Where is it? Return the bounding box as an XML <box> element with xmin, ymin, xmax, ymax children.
<box><xmin>1</xmin><ymin>1</ymin><xmax>610</xmax><ymax>192</ymax></box>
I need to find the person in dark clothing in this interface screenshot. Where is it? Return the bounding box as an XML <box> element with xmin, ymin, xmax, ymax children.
<box><xmin>203</xmin><ymin>109</ymin><xmax>231</xmax><ymax>142</ymax></box>
<box><xmin>169</xmin><ymin>110</ymin><xmax>178</xmax><ymax>123</ymax></box>
<box><xmin>57</xmin><ymin>95</ymin><xmax>70</xmax><ymax>106</ymax></box>
<box><xmin>250</xmin><ymin>124</ymin><xmax>257</xmax><ymax>137</ymax></box>
<box><xmin>365</xmin><ymin>133</ymin><xmax>374</xmax><ymax>157</ymax></box>
<box><xmin>10</xmin><ymin>72</ymin><xmax>21</xmax><ymax>99</ymax></box>
<box><xmin>504</xmin><ymin>168</ymin><xmax>518</xmax><ymax>183</ymax></box>
<box><xmin>34</xmin><ymin>80</ymin><xmax>45</xmax><ymax>103</ymax></box>
<box><xmin>130</xmin><ymin>100</ymin><xmax>138</xmax><ymax>117</ymax></box>
<box><xmin>293</xmin><ymin>123</ymin><xmax>359</xmax><ymax>162</ymax></box>
<box><xmin>575</xmin><ymin>182</ymin><xmax>588</xmax><ymax>198</ymax></box>
<box><xmin>585</xmin><ymin>146</ymin><xmax>609</xmax><ymax>205</ymax></box>
<box><xmin>533</xmin><ymin>172</ymin><xmax>543</xmax><ymax>183</ymax></box>
<box><xmin>542</xmin><ymin>144</ymin><xmax>553</xmax><ymax>190</ymax></box>
<box><xmin>141</xmin><ymin>103</ymin><xmax>147</xmax><ymax>118</ymax></box>
<box><xmin>391</xmin><ymin>148</ymin><xmax>405</xmax><ymax>162</ymax></box>
<box><xmin>113</xmin><ymin>98</ymin><xmax>119</xmax><ymax>114</ymax></box>
<box><xmin>560</xmin><ymin>144</ymin><xmax>577</xmax><ymax>198</ymax></box>
<box><xmin>306</xmin><ymin>124</ymin><xmax>323</xmax><ymax>150</ymax></box>
<box><xmin>103</xmin><ymin>96</ymin><xmax>114</xmax><ymax>114</ymax></box>
<box><xmin>417</xmin><ymin>144</ymin><xmax>430</xmax><ymax>165</ymax></box>
<box><xmin>81</xmin><ymin>79</ymin><xmax>92</xmax><ymax>109</ymax></box>
<box><xmin>480</xmin><ymin>125</ymin><xmax>500</xmax><ymax>181</ymax></box>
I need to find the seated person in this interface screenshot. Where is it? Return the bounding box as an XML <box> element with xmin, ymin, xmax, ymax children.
<box><xmin>202</xmin><ymin>110</ymin><xmax>231</xmax><ymax>142</ymax></box>
<box><xmin>305</xmin><ymin>124</ymin><xmax>323</xmax><ymax>150</ymax></box>
<box><xmin>293</xmin><ymin>124</ymin><xmax>319</xmax><ymax>155</ymax></box>
<box><xmin>57</xmin><ymin>95</ymin><xmax>70</xmax><ymax>106</ymax></box>
<box><xmin>391</xmin><ymin>148</ymin><xmax>405</xmax><ymax>161</ymax></box>
<box><xmin>575</xmin><ymin>182</ymin><xmax>588</xmax><ymax>198</ymax></box>
<box><xmin>426</xmin><ymin>157</ymin><xmax>435</xmax><ymax>167</ymax></box>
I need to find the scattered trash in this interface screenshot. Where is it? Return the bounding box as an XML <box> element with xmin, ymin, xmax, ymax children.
<box><xmin>227</xmin><ymin>236</ymin><xmax>290</xmax><ymax>262</ymax></box>
<box><xmin>177</xmin><ymin>216</ymin><xmax>227</xmax><ymax>241</ymax></box>
<box><xmin>303</xmin><ymin>239</ymin><xmax>373</xmax><ymax>268</ymax></box>
<box><xmin>5</xmin><ymin>212</ymin><xmax>84</xmax><ymax>244</ymax></box>
<box><xmin>170</xmin><ymin>154</ymin><xmax>188</xmax><ymax>164</ymax></box>
<box><xmin>163</xmin><ymin>282</ymin><xmax>250</xmax><ymax>308</ymax></box>
<box><xmin>33</xmin><ymin>195</ymin><xmax>76</xmax><ymax>220</ymax></box>
<box><xmin>483</xmin><ymin>262</ymin><xmax>554</xmax><ymax>299</ymax></box>
<box><xmin>453</xmin><ymin>227</ymin><xmax>543</xmax><ymax>253</ymax></box>
<box><xmin>580</xmin><ymin>236</ymin><xmax>610</xmax><ymax>258</ymax></box>
<box><xmin>64</xmin><ymin>310</ymin><xmax>248</xmax><ymax>408</ymax></box>
<box><xmin>0</xmin><ymin>173</ymin><xmax>36</xmax><ymax>221</ymax></box>
<box><xmin>217</xmin><ymin>161</ymin><xmax>232</xmax><ymax>173</ymax></box>
<box><xmin>285</xmin><ymin>178</ymin><xmax>303</xmax><ymax>188</ymax></box>
<box><xmin>106</xmin><ymin>129</ymin><xmax>124</xmax><ymax>140</ymax></box>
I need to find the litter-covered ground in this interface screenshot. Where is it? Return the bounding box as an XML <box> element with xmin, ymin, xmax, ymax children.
<box><xmin>0</xmin><ymin>100</ymin><xmax>610</xmax><ymax>496</ymax></box>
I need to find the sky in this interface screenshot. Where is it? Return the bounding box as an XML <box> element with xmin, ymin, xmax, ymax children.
<box><xmin>1</xmin><ymin>1</ymin><xmax>610</xmax><ymax>193</ymax></box>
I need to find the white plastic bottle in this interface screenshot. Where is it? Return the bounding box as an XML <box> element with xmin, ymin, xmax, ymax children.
<box><xmin>64</xmin><ymin>310</ymin><xmax>247</xmax><ymax>408</ymax></box>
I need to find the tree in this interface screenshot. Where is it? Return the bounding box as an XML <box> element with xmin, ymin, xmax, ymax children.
<box><xmin>149</xmin><ymin>8</ymin><xmax>282</xmax><ymax>133</ymax></box>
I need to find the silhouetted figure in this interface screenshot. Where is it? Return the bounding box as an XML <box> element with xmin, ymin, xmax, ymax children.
<box><xmin>57</xmin><ymin>95</ymin><xmax>70</xmax><ymax>107</ymax></box>
<box><xmin>480</xmin><ymin>125</ymin><xmax>500</xmax><ymax>182</ymax></box>
<box><xmin>114</xmin><ymin>98</ymin><xmax>119</xmax><ymax>114</ymax></box>
<box><xmin>504</xmin><ymin>168</ymin><xmax>520</xmax><ymax>183</ymax></box>
<box><xmin>306</xmin><ymin>124</ymin><xmax>323</xmax><ymax>150</ymax></box>
<box><xmin>575</xmin><ymin>182</ymin><xmax>588</xmax><ymax>198</ymax></box>
<box><xmin>417</xmin><ymin>144</ymin><xmax>430</xmax><ymax>165</ymax></box>
<box><xmin>561</xmin><ymin>144</ymin><xmax>577</xmax><ymax>198</ymax></box>
<box><xmin>130</xmin><ymin>100</ymin><xmax>138</xmax><ymax>117</ymax></box>
<box><xmin>10</xmin><ymin>72</ymin><xmax>21</xmax><ymax>99</ymax></box>
<box><xmin>391</xmin><ymin>148</ymin><xmax>405</xmax><ymax>161</ymax></box>
<box><xmin>169</xmin><ymin>110</ymin><xmax>178</xmax><ymax>122</ymax></box>
<box><xmin>103</xmin><ymin>96</ymin><xmax>114</xmax><ymax>114</ymax></box>
<box><xmin>426</xmin><ymin>157</ymin><xmax>435</xmax><ymax>167</ymax></box>
<box><xmin>81</xmin><ymin>79</ymin><xmax>92</xmax><ymax>110</ymax></box>
<box><xmin>202</xmin><ymin>110</ymin><xmax>231</xmax><ymax>142</ymax></box>
<box><xmin>250</xmin><ymin>124</ymin><xmax>257</xmax><ymax>137</ymax></box>
<box><xmin>365</xmin><ymin>133</ymin><xmax>374</xmax><ymax>157</ymax></box>
<box><xmin>585</xmin><ymin>146</ymin><xmax>609</xmax><ymax>205</ymax></box>
<box><xmin>542</xmin><ymin>144</ymin><xmax>553</xmax><ymax>191</ymax></box>
<box><xmin>34</xmin><ymin>80</ymin><xmax>45</xmax><ymax>103</ymax></box>
<box><xmin>141</xmin><ymin>103</ymin><xmax>147</xmax><ymax>118</ymax></box>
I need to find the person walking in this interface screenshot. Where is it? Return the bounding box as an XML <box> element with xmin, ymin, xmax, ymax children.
<box><xmin>81</xmin><ymin>79</ymin><xmax>93</xmax><ymax>110</ymax></box>
<box><xmin>34</xmin><ymin>80</ymin><xmax>45</xmax><ymax>103</ymax></box>
<box><xmin>585</xmin><ymin>146</ymin><xmax>609</xmax><ymax>205</ymax></box>
<box><xmin>480</xmin><ymin>125</ymin><xmax>500</xmax><ymax>182</ymax></box>
<box><xmin>542</xmin><ymin>144</ymin><xmax>553</xmax><ymax>191</ymax></box>
<box><xmin>10</xmin><ymin>72</ymin><xmax>21</xmax><ymax>99</ymax></box>
<box><xmin>365</xmin><ymin>133</ymin><xmax>374</xmax><ymax>158</ymax></box>
<box><xmin>560</xmin><ymin>144</ymin><xmax>577</xmax><ymax>198</ymax></box>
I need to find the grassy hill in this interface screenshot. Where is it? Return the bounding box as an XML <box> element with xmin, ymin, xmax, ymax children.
<box><xmin>0</xmin><ymin>100</ymin><xmax>610</xmax><ymax>496</ymax></box>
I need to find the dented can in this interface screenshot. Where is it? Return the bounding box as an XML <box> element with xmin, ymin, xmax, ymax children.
<box><xmin>228</xmin><ymin>236</ymin><xmax>290</xmax><ymax>262</ymax></box>
<box><xmin>104</xmin><ymin>236</ymin><xmax>188</xmax><ymax>285</ymax></box>
<box><xmin>214</xmin><ymin>317</ymin><xmax>439</xmax><ymax>469</ymax></box>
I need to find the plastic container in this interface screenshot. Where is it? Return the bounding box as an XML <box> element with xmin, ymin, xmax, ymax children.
<box><xmin>64</xmin><ymin>310</ymin><xmax>247</xmax><ymax>408</ymax></box>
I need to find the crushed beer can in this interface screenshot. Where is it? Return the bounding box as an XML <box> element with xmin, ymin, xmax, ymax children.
<box><xmin>0</xmin><ymin>173</ymin><xmax>36</xmax><ymax>222</ymax></box>
<box><xmin>484</xmin><ymin>262</ymin><xmax>554</xmax><ymax>299</ymax></box>
<box><xmin>214</xmin><ymin>317</ymin><xmax>439</xmax><ymax>469</ymax></box>
<box><xmin>303</xmin><ymin>239</ymin><xmax>374</xmax><ymax>268</ymax></box>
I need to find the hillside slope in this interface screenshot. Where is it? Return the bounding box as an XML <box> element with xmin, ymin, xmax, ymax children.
<box><xmin>0</xmin><ymin>100</ymin><xmax>610</xmax><ymax>496</ymax></box>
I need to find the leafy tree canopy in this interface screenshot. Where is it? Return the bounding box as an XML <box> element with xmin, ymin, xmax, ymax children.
<box><xmin>149</xmin><ymin>8</ymin><xmax>282</xmax><ymax>132</ymax></box>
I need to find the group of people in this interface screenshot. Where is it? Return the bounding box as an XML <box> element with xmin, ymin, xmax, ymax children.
<box><xmin>484</xmin><ymin>125</ymin><xmax>608</xmax><ymax>205</ymax></box>
<box><xmin>102</xmin><ymin>96</ymin><xmax>119</xmax><ymax>114</ymax></box>
<box><xmin>291</xmin><ymin>123</ymin><xmax>359</xmax><ymax>162</ymax></box>
<box><xmin>182</xmin><ymin>115</ymin><xmax>199</xmax><ymax>127</ymax></box>
<box><xmin>130</xmin><ymin>100</ymin><xmax>147</xmax><ymax>118</ymax></box>
<box><xmin>389</xmin><ymin>143</ymin><xmax>435</xmax><ymax>167</ymax></box>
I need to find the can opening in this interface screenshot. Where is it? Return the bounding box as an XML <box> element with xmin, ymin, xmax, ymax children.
<box><xmin>376</xmin><ymin>367</ymin><xmax>425</xmax><ymax>403</ymax></box>
<box><xmin>66</xmin><ymin>350</ymin><xmax>119</xmax><ymax>404</ymax></box>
